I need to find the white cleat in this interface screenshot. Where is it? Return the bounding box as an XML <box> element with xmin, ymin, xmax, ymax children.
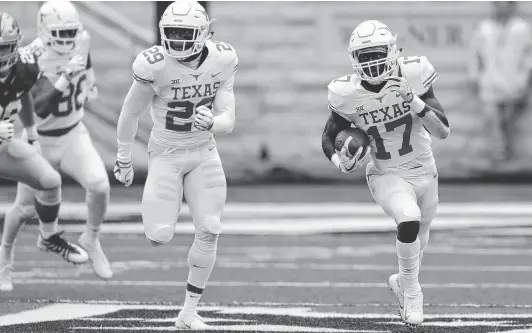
<box><xmin>387</xmin><ymin>273</ymin><xmax>404</xmax><ymax>316</ymax></box>
<box><xmin>0</xmin><ymin>259</ymin><xmax>13</xmax><ymax>292</ymax></box>
<box><xmin>78</xmin><ymin>232</ymin><xmax>113</xmax><ymax>280</ymax></box>
<box><xmin>402</xmin><ymin>291</ymin><xmax>424</xmax><ymax>328</ymax></box>
<box><xmin>37</xmin><ymin>231</ymin><xmax>89</xmax><ymax>265</ymax></box>
<box><xmin>388</xmin><ymin>273</ymin><xmax>423</xmax><ymax>327</ymax></box>
<box><xmin>175</xmin><ymin>311</ymin><xmax>210</xmax><ymax>330</ymax></box>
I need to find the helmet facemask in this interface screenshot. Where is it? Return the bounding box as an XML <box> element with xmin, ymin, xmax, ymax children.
<box><xmin>350</xmin><ymin>44</ymin><xmax>398</xmax><ymax>85</ymax></box>
<box><xmin>0</xmin><ymin>35</ymin><xmax>22</xmax><ymax>78</ymax></box>
<box><xmin>160</xmin><ymin>23</ymin><xmax>210</xmax><ymax>60</ymax></box>
<box><xmin>42</xmin><ymin>23</ymin><xmax>80</xmax><ymax>55</ymax></box>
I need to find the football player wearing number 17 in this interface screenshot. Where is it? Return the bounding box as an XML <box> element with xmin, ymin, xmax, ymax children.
<box><xmin>114</xmin><ymin>0</ymin><xmax>237</xmax><ymax>329</ymax></box>
<box><xmin>1</xmin><ymin>0</ymin><xmax>113</xmax><ymax>284</ymax></box>
<box><xmin>321</xmin><ymin>21</ymin><xmax>450</xmax><ymax>327</ymax></box>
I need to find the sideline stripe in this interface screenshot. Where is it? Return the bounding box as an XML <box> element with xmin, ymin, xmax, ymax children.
<box><xmin>11</xmin><ymin>279</ymin><xmax>532</xmax><ymax>289</ymax></box>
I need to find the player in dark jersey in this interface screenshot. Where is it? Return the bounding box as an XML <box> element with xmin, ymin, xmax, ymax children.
<box><xmin>0</xmin><ymin>12</ymin><xmax>88</xmax><ymax>292</ymax></box>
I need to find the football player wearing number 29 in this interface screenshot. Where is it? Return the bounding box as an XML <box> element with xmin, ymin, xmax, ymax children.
<box><xmin>114</xmin><ymin>0</ymin><xmax>237</xmax><ymax>329</ymax></box>
<box><xmin>322</xmin><ymin>20</ymin><xmax>450</xmax><ymax>328</ymax></box>
<box><xmin>1</xmin><ymin>0</ymin><xmax>113</xmax><ymax>287</ymax></box>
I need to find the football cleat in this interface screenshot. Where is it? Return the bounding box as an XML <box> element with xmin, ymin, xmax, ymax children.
<box><xmin>387</xmin><ymin>273</ymin><xmax>404</xmax><ymax>316</ymax></box>
<box><xmin>78</xmin><ymin>232</ymin><xmax>113</xmax><ymax>280</ymax></box>
<box><xmin>402</xmin><ymin>292</ymin><xmax>424</xmax><ymax>328</ymax></box>
<box><xmin>175</xmin><ymin>311</ymin><xmax>210</xmax><ymax>330</ymax></box>
<box><xmin>37</xmin><ymin>231</ymin><xmax>89</xmax><ymax>264</ymax></box>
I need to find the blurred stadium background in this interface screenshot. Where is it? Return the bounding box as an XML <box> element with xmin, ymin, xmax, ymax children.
<box><xmin>2</xmin><ymin>2</ymin><xmax>532</xmax><ymax>332</ymax></box>
<box><xmin>4</xmin><ymin>1</ymin><xmax>532</xmax><ymax>184</ymax></box>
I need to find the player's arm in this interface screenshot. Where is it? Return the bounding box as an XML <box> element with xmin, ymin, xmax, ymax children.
<box><xmin>412</xmin><ymin>87</ymin><xmax>450</xmax><ymax>140</ymax></box>
<box><xmin>321</xmin><ymin>111</ymin><xmax>351</xmax><ymax>161</ymax></box>
<box><xmin>116</xmin><ymin>79</ymin><xmax>154</xmax><ymax>160</ymax></box>
<box><xmin>208</xmin><ymin>76</ymin><xmax>236</xmax><ymax>134</ymax></box>
<box><xmin>18</xmin><ymin>92</ymin><xmax>38</xmax><ymax>143</ymax></box>
<box><xmin>32</xmin><ymin>75</ymin><xmax>68</xmax><ymax>118</ymax></box>
<box><xmin>85</xmin><ymin>53</ymin><xmax>98</xmax><ymax>101</ymax></box>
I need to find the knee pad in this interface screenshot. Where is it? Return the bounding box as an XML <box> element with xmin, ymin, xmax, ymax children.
<box><xmin>190</xmin><ymin>231</ymin><xmax>219</xmax><ymax>258</ymax></box>
<box><xmin>86</xmin><ymin>176</ymin><xmax>110</xmax><ymax>196</ymax></box>
<box><xmin>145</xmin><ymin>224</ymin><xmax>175</xmax><ymax>245</ymax></box>
<box><xmin>196</xmin><ymin>217</ymin><xmax>222</xmax><ymax>236</ymax></box>
<box><xmin>35</xmin><ymin>186</ymin><xmax>62</xmax><ymax>206</ymax></box>
<box><xmin>39</xmin><ymin>169</ymin><xmax>62</xmax><ymax>190</ymax></box>
<box><xmin>389</xmin><ymin>198</ymin><xmax>421</xmax><ymax>223</ymax></box>
<box><xmin>397</xmin><ymin>221</ymin><xmax>420</xmax><ymax>243</ymax></box>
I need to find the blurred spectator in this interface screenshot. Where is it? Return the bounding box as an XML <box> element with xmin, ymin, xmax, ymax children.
<box><xmin>468</xmin><ymin>1</ymin><xmax>532</xmax><ymax>164</ymax></box>
<box><xmin>155</xmin><ymin>1</ymin><xmax>208</xmax><ymax>44</ymax></box>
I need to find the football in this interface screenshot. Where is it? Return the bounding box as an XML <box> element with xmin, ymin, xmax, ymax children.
<box><xmin>335</xmin><ymin>127</ymin><xmax>370</xmax><ymax>157</ymax></box>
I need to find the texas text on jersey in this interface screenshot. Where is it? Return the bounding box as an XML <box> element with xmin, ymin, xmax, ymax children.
<box><xmin>132</xmin><ymin>39</ymin><xmax>238</xmax><ymax>149</ymax></box>
<box><xmin>327</xmin><ymin>56</ymin><xmax>438</xmax><ymax>171</ymax></box>
<box><xmin>0</xmin><ymin>50</ymin><xmax>40</xmax><ymax>122</ymax></box>
<box><xmin>23</xmin><ymin>30</ymin><xmax>93</xmax><ymax>136</ymax></box>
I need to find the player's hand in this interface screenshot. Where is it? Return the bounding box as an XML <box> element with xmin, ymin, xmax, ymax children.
<box><xmin>114</xmin><ymin>158</ymin><xmax>134</xmax><ymax>187</ymax></box>
<box><xmin>63</xmin><ymin>55</ymin><xmax>86</xmax><ymax>80</ymax></box>
<box><xmin>86</xmin><ymin>85</ymin><xmax>98</xmax><ymax>102</ymax></box>
<box><xmin>194</xmin><ymin>106</ymin><xmax>214</xmax><ymax>131</ymax></box>
<box><xmin>334</xmin><ymin>141</ymin><xmax>371</xmax><ymax>174</ymax></box>
<box><xmin>0</xmin><ymin>121</ymin><xmax>15</xmax><ymax>142</ymax></box>
<box><xmin>385</xmin><ymin>76</ymin><xmax>414</xmax><ymax>103</ymax></box>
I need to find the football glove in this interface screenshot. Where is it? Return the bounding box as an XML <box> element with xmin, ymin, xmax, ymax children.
<box><xmin>193</xmin><ymin>106</ymin><xmax>214</xmax><ymax>131</ymax></box>
<box><xmin>385</xmin><ymin>76</ymin><xmax>414</xmax><ymax>103</ymax></box>
<box><xmin>0</xmin><ymin>121</ymin><xmax>15</xmax><ymax>142</ymax></box>
<box><xmin>332</xmin><ymin>139</ymin><xmax>371</xmax><ymax>174</ymax></box>
<box><xmin>114</xmin><ymin>158</ymin><xmax>134</xmax><ymax>187</ymax></box>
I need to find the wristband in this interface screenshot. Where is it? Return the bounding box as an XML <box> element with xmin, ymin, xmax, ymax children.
<box><xmin>26</xmin><ymin>125</ymin><xmax>38</xmax><ymax>141</ymax></box>
<box><xmin>54</xmin><ymin>75</ymin><xmax>70</xmax><ymax>92</ymax></box>
<box><xmin>411</xmin><ymin>95</ymin><xmax>426</xmax><ymax>114</ymax></box>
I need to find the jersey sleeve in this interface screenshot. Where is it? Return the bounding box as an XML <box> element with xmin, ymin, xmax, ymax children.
<box><xmin>132</xmin><ymin>50</ymin><xmax>157</xmax><ymax>87</ymax></box>
<box><xmin>18</xmin><ymin>50</ymin><xmax>41</xmax><ymax>94</ymax></box>
<box><xmin>399</xmin><ymin>56</ymin><xmax>437</xmax><ymax>96</ymax></box>
<box><xmin>327</xmin><ymin>80</ymin><xmax>351</xmax><ymax>121</ymax></box>
<box><xmin>217</xmin><ymin>42</ymin><xmax>238</xmax><ymax>81</ymax></box>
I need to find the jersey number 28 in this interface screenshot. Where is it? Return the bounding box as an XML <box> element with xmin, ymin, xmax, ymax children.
<box><xmin>56</xmin><ymin>74</ymin><xmax>87</xmax><ymax>117</ymax></box>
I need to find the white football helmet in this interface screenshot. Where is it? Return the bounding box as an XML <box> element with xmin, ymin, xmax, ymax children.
<box><xmin>37</xmin><ymin>1</ymin><xmax>82</xmax><ymax>55</ymax></box>
<box><xmin>348</xmin><ymin>20</ymin><xmax>400</xmax><ymax>85</ymax></box>
<box><xmin>159</xmin><ymin>0</ymin><xmax>214</xmax><ymax>59</ymax></box>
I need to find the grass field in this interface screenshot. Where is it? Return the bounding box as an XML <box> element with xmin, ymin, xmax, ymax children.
<box><xmin>0</xmin><ymin>184</ymin><xmax>531</xmax><ymax>332</ymax></box>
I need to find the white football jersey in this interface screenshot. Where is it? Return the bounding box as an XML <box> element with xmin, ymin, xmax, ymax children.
<box><xmin>328</xmin><ymin>56</ymin><xmax>438</xmax><ymax>171</ymax></box>
<box><xmin>132</xmin><ymin>40</ymin><xmax>238</xmax><ymax>149</ymax></box>
<box><xmin>24</xmin><ymin>30</ymin><xmax>92</xmax><ymax>132</ymax></box>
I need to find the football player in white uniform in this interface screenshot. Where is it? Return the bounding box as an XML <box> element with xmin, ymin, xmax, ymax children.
<box><xmin>1</xmin><ymin>1</ymin><xmax>113</xmax><ymax>283</ymax></box>
<box><xmin>322</xmin><ymin>21</ymin><xmax>450</xmax><ymax>327</ymax></box>
<box><xmin>114</xmin><ymin>0</ymin><xmax>237</xmax><ymax>329</ymax></box>
<box><xmin>0</xmin><ymin>11</ymin><xmax>89</xmax><ymax>292</ymax></box>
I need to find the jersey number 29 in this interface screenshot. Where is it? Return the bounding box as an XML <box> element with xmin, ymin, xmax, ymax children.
<box><xmin>165</xmin><ymin>97</ymin><xmax>215</xmax><ymax>132</ymax></box>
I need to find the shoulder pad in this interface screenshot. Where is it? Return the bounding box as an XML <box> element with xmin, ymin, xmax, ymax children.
<box><xmin>327</xmin><ymin>75</ymin><xmax>356</xmax><ymax>97</ymax></box>
<box><xmin>132</xmin><ymin>45</ymin><xmax>166</xmax><ymax>85</ymax></box>
<box><xmin>327</xmin><ymin>76</ymin><xmax>354</xmax><ymax>116</ymax></box>
<box><xmin>210</xmin><ymin>41</ymin><xmax>238</xmax><ymax>79</ymax></box>
<box><xmin>398</xmin><ymin>56</ymin><xmax>437</xmax><ymax>96</ymax></box>
<box><xmin>79</xmin><ymin>29</ymin><xmax>91</xmax><ymax>42</ymax></box>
